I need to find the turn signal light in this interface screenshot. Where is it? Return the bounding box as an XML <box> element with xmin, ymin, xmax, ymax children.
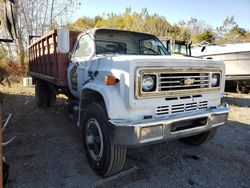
<box><xmin>104</xmin><ymin>76</ymin><xmax>118</xmax><ymax>85</ymax></box>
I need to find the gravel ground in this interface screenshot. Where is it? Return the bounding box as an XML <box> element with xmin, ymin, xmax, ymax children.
<box><xmin>1</xmin><ymin>84</ymin><xmax>250</xmax><ymax>188</ymax></box>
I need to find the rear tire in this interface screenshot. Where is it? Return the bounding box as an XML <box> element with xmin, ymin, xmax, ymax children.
<box><xmin>35</xmin><ymin>80</ymin><xmax>48</xmax><ymax>108</ymax></box>
<box><xmin>240</xmin><ymin>86</ymin><xmax>249</xmax><ymax>94</ymax></box>
<box><xmin>82</xmin><ymin>103</ymin><xmax>127</xmax><ymax>177</ymax></box>
<box><xmin>180</xmin><ymin>128</ymin><xmax>217</xmax><ymax>146</ymax></box>
<box><xmin>236</xmin><ymin>84</ymin><xmax>249</xmax><ymax>94</ymax></box>
<box><xmin>47</xmin><ymin>85</ymin><xmax>57</xmax><ymax>107</ymax></box>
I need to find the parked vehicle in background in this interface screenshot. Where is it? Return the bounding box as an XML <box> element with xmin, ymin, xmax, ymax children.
<box><xmin>192</xmin><ymin>43</ymin><xmax>250</xmax><ymax>93</ymax></box>
<box><xmin>160</xmin><ymin>38</ymin><xmax>192</xmax><ymax>56</ymax></box>
<box><xmin>28</xmin><ymin>28</ymin><xmax>229</xmax><ymax>177</ymax></box>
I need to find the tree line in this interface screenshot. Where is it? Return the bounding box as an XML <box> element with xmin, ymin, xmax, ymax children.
<box><xmin>1</xmin><ymin>4</ymin><xmax>250</xmax><ymax>67</ymax></box>
<box><xmin>72</xmin><ymin>8</ymin><xmax>250</xmax><ymax>44</ymax></box>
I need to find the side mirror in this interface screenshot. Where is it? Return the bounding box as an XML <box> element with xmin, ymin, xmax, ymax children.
<box><xmin>57</xmin><ymin>28</ymin><xmax>69</xmax><ymax>53</ymax></box>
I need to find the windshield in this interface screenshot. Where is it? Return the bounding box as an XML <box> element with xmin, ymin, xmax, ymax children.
<box><xmin>95</xmin><ymin>29</ymin><xmax>170</xmax><ymax>55</ymax></box>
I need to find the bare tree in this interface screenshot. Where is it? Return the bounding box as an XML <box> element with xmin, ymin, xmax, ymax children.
<box><xmin>1</xmin><ymin>0</ymin><xmax>79</xmax><ymax>65</ymax></box>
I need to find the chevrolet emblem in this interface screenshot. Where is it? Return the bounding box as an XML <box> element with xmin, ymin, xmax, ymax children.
<box><xmin>184</xmin><ymin>78</ymin><xmax>195</xmax><ymax>85</ymax></box>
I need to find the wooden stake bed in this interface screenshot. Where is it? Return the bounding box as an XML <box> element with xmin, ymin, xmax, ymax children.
<box><xmin>28</xmin><ymin>30</ymin><xmax>81</xmax><ymax>87</ymax></box>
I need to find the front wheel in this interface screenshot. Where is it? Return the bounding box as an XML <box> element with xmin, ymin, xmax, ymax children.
<box><xmin>82</xmin><ymin>103</ymin><xmax>127</xmax><ymax>177</ymax></box>
<box><xmin>179</xmin><ymin>128</ymin><xmax>217</xmax><ymax>146</ymax></box>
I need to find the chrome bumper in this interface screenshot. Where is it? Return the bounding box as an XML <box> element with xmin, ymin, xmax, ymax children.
<box><xmin>226</xmin><ymin>75</ymin><xmax>250</xmax><ymax>81</ymax></box>
<box><xmin>108</xmin><ymin>104</ymin><xmax>230</xmax><ymax>147</ymax></box>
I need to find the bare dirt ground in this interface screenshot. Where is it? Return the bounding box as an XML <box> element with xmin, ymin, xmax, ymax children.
<box><xmin>1</xmin><ymin>84</ymin><xmax>250</xmax><ymax>188</ymax></box>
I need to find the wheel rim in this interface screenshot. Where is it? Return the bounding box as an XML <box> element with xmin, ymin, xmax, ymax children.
<box><xmin>85</xmin><ymin>118</ymin><xmax>104</xmax><ymax>161</ymax></box>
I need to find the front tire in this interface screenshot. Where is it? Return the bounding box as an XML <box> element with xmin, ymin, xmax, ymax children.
<box><xmin>82</xmin><ymin>103</ymin><xmax>127</xmax><ymax>177</ymax></box>
<box><xmin>180</xmin><ymin>128</ymin><xmax>217</xmax><ymax>146</ymax></box>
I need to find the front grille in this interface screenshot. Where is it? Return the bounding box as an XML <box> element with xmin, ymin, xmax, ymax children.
<box><xmin>156</xmin><ymin>105</ymin><xmax>169</xmax><ymax>115</ymax></box>
<box><xmin>137</xmin><ymin>68</ymin><xmax>221</xmax><ymax>98</ymax></box>
<box><xmin>158</xmin><ymin>72</ymin><xmax>210</xmax><ymax>91</ymax></box>
<box><xmin>156</xmin><ymin>101</ymin><xmax>208</xmax><ymax>116</ymax></box>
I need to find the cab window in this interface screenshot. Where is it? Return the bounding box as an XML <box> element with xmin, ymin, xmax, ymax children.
<box><xmin>74</xmin><ymin>34</ymin><xmax>93</xmax><ymax>57</ymax></box>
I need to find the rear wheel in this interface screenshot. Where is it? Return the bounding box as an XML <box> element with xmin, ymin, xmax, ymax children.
<box><xmin>82</xmin><ymin>103</ymin><xmax>127</xmax><ymax>177</ymax></box>
<box><xmin>35</xmin><ymin>80</ymin><xmax>48</xmax><ymax>108</ymax></box>
<box><xmin>180</xmin><ymin>128</ymin><xmax>217</xmax><ymax>146</ymax></box>
<box><xmin>238</xmin><ymin>86</ymin><xmax>249</xmax><ymax>94</ymax></box>
<box><xmin>47</xmin><ymin>85</ymin><xmax>57</xmax><ymax>106</ymax></box>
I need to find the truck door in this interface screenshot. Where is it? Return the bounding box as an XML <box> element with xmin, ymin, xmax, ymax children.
<box><xmin>68</xmin><ymin>34</ymin><xmax>94</xmax><ymax>97</ymax></box>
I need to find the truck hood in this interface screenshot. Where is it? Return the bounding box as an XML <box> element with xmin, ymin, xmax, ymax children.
<box><xmin>94</xmin><ymin>54</ymin><xmax>224</xmax><ymax>69</ymax></box>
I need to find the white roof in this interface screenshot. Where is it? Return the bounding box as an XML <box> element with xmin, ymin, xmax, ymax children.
<box><xmin>192</xmin><ymin>43</ymin><xmax>250</xmax><ymax>56</ymax></box>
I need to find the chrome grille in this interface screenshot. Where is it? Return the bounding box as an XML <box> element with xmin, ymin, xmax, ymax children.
<box><xmin>137</xmin><ymin>68</ymin><xmax>221</xmax><ymax>98</ymax></box>
<box><xmin>156</xmin><ymin>101</ymin><xmax>208</xmax><ymax>116</ymax></box>
<box><xmin>158</xmin><ymin>73</ymin><xmax>210</xmax><ymax>91</ymax></box>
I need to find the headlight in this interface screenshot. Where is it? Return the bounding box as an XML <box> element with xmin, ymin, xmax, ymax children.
<box><xmin>142</xmin><ymin>75</ymin><xmax>156</xmax><ymax>92</ymax></box>
<box><xmin>211</xmin><ymin>73</ymin><xmax>220</xmax><ymax>87</ymax></box>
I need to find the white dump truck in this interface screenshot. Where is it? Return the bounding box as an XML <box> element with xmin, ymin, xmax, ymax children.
<box><xmin>28</xmin><ymin>28</ymin><xmax>229</xmax><ymax>177</ymax></box>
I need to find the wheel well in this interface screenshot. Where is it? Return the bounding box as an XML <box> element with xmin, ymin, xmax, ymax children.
<box><xmin>81</xmin><ymin>89</ymin><xmax>106</xmax><ymax>109</ymax></box>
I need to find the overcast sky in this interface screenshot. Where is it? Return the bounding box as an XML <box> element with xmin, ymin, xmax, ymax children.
<box><xmin>73</xmin><ymin>0</ymin><xmax>250</xmax><ymax>30</ymax></box>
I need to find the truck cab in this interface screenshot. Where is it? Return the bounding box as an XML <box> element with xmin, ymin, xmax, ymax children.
<box><xmin>29</xmin><ymin>28</ymin><xmax>229</xmax><ymax>177</ymax></box>
<box><xmin>67</xmin><ymin>29</ymin><xmax>169</xmax><ymax>97</ymax></box>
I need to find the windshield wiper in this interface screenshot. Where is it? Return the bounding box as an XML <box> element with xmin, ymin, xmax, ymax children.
<box><xmin>142</xmin><ymin>47</ymin><xmax>161</xmax><ymax>55</ymax></box>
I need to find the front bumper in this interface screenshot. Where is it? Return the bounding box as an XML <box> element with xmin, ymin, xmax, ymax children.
<box><xmin>108</xmin><ymin>103</ymin><xmax>230</xmax><ymax>147</ymax></box>
<box><xmin>226</xmin><ymin>75</ymin><xmax>250</xmax><ymax>81</ymax></box>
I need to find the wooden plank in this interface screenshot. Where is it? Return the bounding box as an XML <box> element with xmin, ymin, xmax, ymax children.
<box><xmin>34</xmin><ymin>44</ymin><xmax>38</xmax><ymax>73</ymax></box>
<box><xmin>0</xmin><ymin>93</ymin><xmax>3</xmax><ymax>188</ymax></box>
<box><xmin>41</xmin><ymin>39</ymin><xmax>47</xmax><ymax>76</ymax></box>
<box><xmin>47</xmin><ymin>37</ymin><xmax>52</xmax><ymax>76</ymax></box>
<box><xmin>38</xmin><ymin>41</ymin><xmax>42</xmax><ymax>74</ymax></box>
<box><xmin>53</xmin><ymin>34</ymin><xmax>59</xmax><ymax>78</ymax></box>
<box><xmin>28</xmin><ymin>29</ymin><xmax>56</xmax><ymax>48</ymax></box>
